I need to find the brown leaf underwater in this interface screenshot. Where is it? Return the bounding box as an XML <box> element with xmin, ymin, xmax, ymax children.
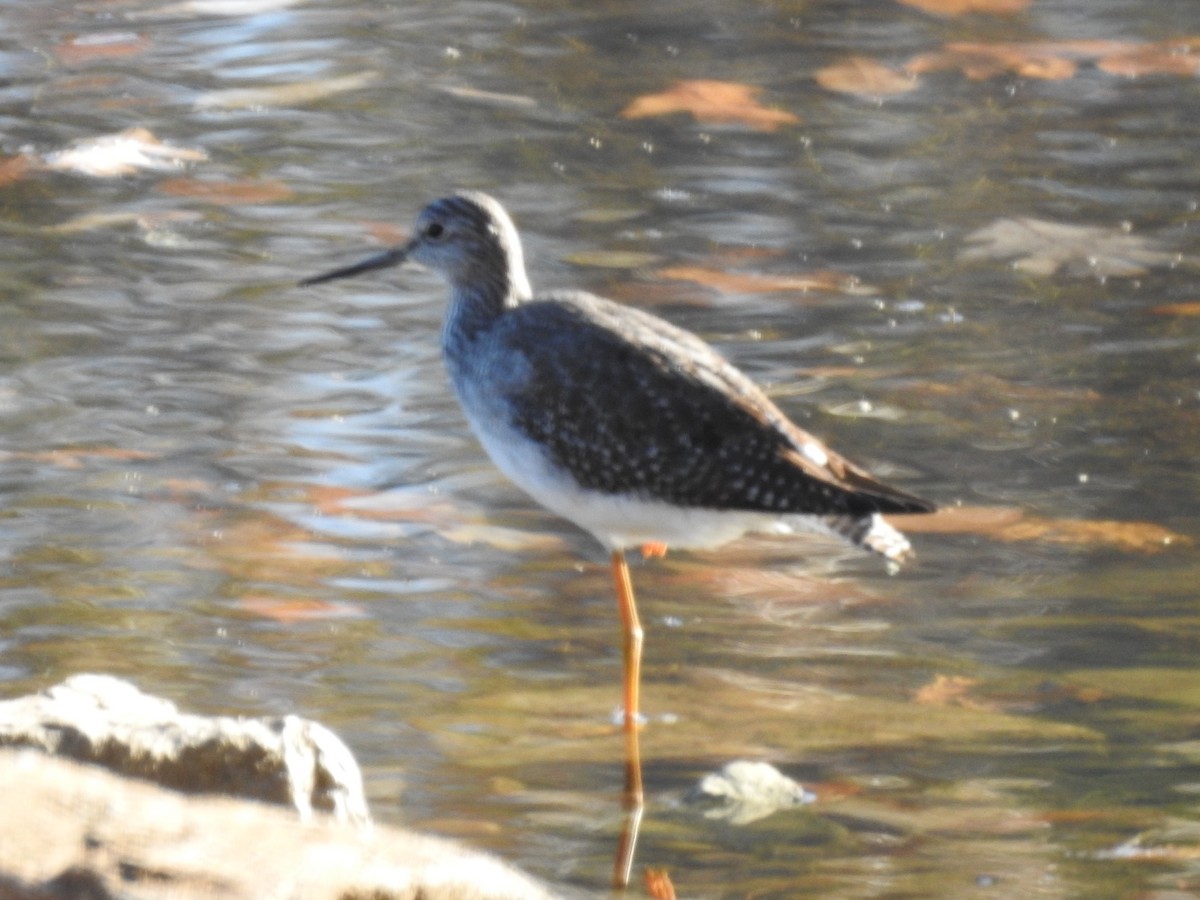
<box><xmin>240</xmin><ymin>595</ymin><xmax>366</xmax><ymax>623</ymax></box>
<box><xmin>0</xmin><ymin>154</ymin><xmax>33</xmax><ymax>186</ymax></box>
<box><xmin>897</xmin><ymin>0</ymin><xmax>1033</xmax><ymax>17</ymax></box>
<box><xmin>815</xmin><ymin>56</ymin><xmax>918</xmax><ymax>97</ymax></box>
<box><xmin>896</xmin><ymin>506</ymin><xmax>1189</xmax><ymax>553</ymax></box>
<box><xmin>655</xmin><ymin>265</ymin><xmax>868</xmax><ymax>297</ymax></box>
<box><xmin>155</xmin><ymin>177</ymin><xmax>294</xmax><ymax>205</ymax></box>
<box><xmin>1097</xmin><ymin>36</ymin><xmax>1200</xmax><ymax>77</ymax></box>
<box><xmin>1147</xmin><ymin>301</ymin><xmax>1200</xmax><ymax>317</ymax></box>
<box><xmin>621</xmin><ymin>80</ymin><xmax>801</xmax><ymax>132</ymax></box>
<box><xmin>0</xmin><ymin>446</ymin><xmax>155</xmax><ymax>469</ymax></box>
<box><xmin>52</xmin><ymin>32</ymin><xmax>152</xmax><ymax>65</ymax></box>
<box><xmin>915</xmin><ymin>674</ymin><xmax>1000</xmax><ymax>712</ymax></box>
<box><xmin>907</xmin><ymin>41</ymin><xmax>1077</xmax><ymax>80</ymax></box>
<box><xmin>817</xmin><ymin>37</ymin><xmax>1200</xmax><ymax>96</ymax></box>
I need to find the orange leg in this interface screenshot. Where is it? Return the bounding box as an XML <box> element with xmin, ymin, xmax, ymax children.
<box><xmin>610</xmin><ymin>549</ymin><xmax>644</xmax><ymax>733</ymax></box>
<box><xmin>609</xmin><ymin>549</ymin><xmax>645</xmax><ymax>888</ymax></box>
<box><xmin>640</xmin><ymin>541</ymin><xmax>668</xmax><ymax>559</ymax></box>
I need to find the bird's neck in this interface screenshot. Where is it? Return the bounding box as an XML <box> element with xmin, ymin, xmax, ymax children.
<box><xmin>444</xmin><ymin>250</ymin><xmax>532</xmax><ymax>348</ymax></box>
<box><xmin>441</xmin><ymin>261</ymin><xmax>531</xmax><ymax>352</ymax></box>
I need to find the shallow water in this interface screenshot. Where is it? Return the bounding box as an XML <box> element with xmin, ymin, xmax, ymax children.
<box><xmin>3</xmin><ymin>0</ymin><xmax>1200</xmax><ymax>896</ymax></box>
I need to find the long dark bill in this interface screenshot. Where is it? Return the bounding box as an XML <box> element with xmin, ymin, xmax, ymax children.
<box><xmin>298</xmin><ymin>245</ymin><xmax>409</xmax><ymax>287</ymax></box>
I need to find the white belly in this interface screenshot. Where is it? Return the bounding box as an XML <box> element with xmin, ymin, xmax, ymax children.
<box><xmin>464</xmin><ymin>400</ymin><xmax>780</xmax><ymax>550</ymax></box>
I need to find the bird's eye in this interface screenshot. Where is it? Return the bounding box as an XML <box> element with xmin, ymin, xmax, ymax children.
<box><xmin>424</xmin><ymin>222</ymin><xmax>445</xmax><ymax>240</ymax></box>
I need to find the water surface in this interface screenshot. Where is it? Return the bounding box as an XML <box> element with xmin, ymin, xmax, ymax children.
<box><xmin>2</xmin><ymin>1</ymin><xmax>1199</xmax><ymax>896</ymax></box>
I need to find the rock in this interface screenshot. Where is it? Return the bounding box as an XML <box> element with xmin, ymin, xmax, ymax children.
<box><xmin>0</xmin><ymin>748</ymin><xmax>559</xmax><ymax>899</ymax></box>
<box><xmin>687</xmin><ymin>760</ymin><xmax>815</xmax><ymax>824</ymax></box>
<box><xmin>0</xmin><ymin>674</ymin><xmax>368</xmax><ymax>827</ymax></box>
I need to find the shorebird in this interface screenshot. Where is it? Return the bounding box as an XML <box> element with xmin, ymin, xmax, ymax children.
<box><xmin>300</xmin><ymin>190</ymin><xmax>935</xmax><ymax>802</ymax></box>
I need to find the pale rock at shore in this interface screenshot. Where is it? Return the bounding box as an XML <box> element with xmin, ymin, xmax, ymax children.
<box><xmin>0</xmin><ymin>676</ymin><xmax>561</xmax><ymax>899</ymax></box>
<box><xmin>0</xmin><ymin>749</ymin><xmax>559</xmax><ymax>899</ymax></box>
<box><xmin>0</xmin><ymin>673</ymin><xmax>368</xmax><ymax>826</ymax></box>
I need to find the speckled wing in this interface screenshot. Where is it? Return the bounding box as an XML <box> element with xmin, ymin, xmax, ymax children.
<box><xmin>493</xmin><ymin>292</ymin><xmax>933</xmax><ymax>518</ymax></box>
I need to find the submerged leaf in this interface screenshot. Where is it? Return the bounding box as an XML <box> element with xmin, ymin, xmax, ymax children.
<box><xmin>240</xmin><ymin>595</ymin><xmax>366</xmax><ymax>623</ymax></box>
<box><xmin>0</xmin><ymin>447</ymin><xmax>155</xmax><ymax>469</ymax></box>
<box><xmin>907</xmin><ymin>42</ymin><xmax>1077</xmax><ymax>80</ymax></box>
<box><xmin>998</xmin><ymin>517</ymin><xmax>1188</xmax><ymax>553</ymax></box>
<box><xmin>194</xmin><ymin>71</ymin><xmax>377</xmax><ymax>111</ymax></box>
<box><xmin>0</xmin><ymin>154</ymin><xmax>34</xmax><ymax>186</ymax></box>
<box><xmin>915</xmin><ymin>674</ymin><xmax>999</xmax><ymax>711</ymax></box>
<box><xmin>40</xmin><ymin>127</ymin><xmax>207</xmax><ymax>177</ymax></box>
<box><xmin>156</xmin><ymin>177</ymin><xmax>293</xmax><ymax>205</ymax></box>
<box><xmin>1098</xmin><ymin>37</ymin><xmax>1200</xmax><ymax>77</ymax></box>
<box><xmin>898</xmin><ymin>0</ymin><xmax>1033</xmax><ymax>16</ymax></box>
<box><xmin>833</xmin><ymin>38</ymin><xmax>1200</xmax><ymax>94</ymax></box>
<box><xmin>440</xmin><ymin>523</ymin><xmax>567</xmax><ymax>553</ymax></box>
<box><xmin>656</xmin><ymin>265</ymin><xmax>867</xmax><ymax>296</ymax></box>
<box><xmin>45</xmin><ymin>209</ymin><xmax>203</xmax><ymax>235</ymax></box>
<box><xmin>958</xmin><ymin>217</ymin><xmax>1180</xmax><ymax>278</ymax></box>
<box><xmin>816</xmin><ymin>56</ymin><xmax>918</xmax><ymax>96</ymax></box>
<box><xmin>302</xmin><ymin>483</ymin><xmax>469</xmax><ymax>529</ymax></box>
<box><xmin>1067</xmin><ymin>668</ymin><xmax>1200</xmax><ymax>708</ymax></box>
<box><xmin>566</xmin><ymin>249</ymin><xmax>663</xmax><ymax>269</ymax></box>
<box><xmin>52</xmin><ymin>32</ymin><xmax>151</xmax><ymax>65</ymax></box>
<box><xmin>435</xmin><ymin>84</ymin><xmax>538</xmax><ymax>108</ymax></box>
<box><xmin>1147</xmin><ymin>301</ymin><xmax>1200</xmax><ymax>316</ymax></box>
<box><xmin>621</xmin><ymin>80</ymin><xmax>800</xmax><ymax>132</ymax></box>
<box><xmin>898</xmin><ymin>506</ymin><xmax>1189</xmax><ymax>553</ymax></box>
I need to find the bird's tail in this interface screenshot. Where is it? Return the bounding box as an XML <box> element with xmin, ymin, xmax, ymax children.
<box><xmin>821</xmin><ymin>513</ymin><xmax>915</xmax><ymax>564</ymax></box>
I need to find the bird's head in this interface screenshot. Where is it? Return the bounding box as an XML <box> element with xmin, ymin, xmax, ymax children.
<box><xmin>300</xmin><ymin>191</ymin><xmax>531</xmax><ymax>301</ymax></box>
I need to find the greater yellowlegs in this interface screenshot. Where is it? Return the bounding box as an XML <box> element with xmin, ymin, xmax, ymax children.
<box><xmin>300</xmin><ymin>189</ymin><xmax>934</xmax><ymax>797</ymax></box>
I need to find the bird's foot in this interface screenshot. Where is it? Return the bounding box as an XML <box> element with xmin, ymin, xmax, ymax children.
<box><xmin>640</xmin><ymin>541</ymin><xmax>668</xmax><ymax>559</ymax></box>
